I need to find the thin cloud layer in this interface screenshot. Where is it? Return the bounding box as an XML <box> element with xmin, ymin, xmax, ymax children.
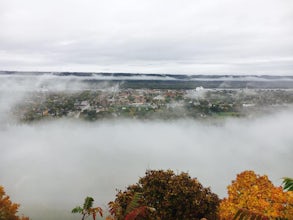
<box><xmin>0</xmin><ymin>0</ymin><xmax>293</xmax><ymax>74</ymax></box>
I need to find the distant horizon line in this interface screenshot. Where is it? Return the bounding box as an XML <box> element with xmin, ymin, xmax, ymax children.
<box><xmin>1</xmin><ymin>70</ymin><xmax>292</xmax><ymax>77</ymax></box>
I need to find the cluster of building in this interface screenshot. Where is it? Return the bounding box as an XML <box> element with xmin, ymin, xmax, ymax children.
<box><xmin>13</xmin><ymin>88</ymin><xmax>293</xmax><ymax>121</ymax></box>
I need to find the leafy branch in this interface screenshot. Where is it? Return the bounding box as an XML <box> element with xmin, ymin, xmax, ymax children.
<box><xmin>282</xmin><ymin>177</ymin><xmax>293</xmax><ymax>191</ymax></box>
<box><xmin>72</xmin><ymin>197</ymin><xmax>103</xmax><ymax>220</ymax></box>
<box><xmin>108</xmin><ymin>192</ymin><xmax>155</xmax><ymax>220</ymax></box>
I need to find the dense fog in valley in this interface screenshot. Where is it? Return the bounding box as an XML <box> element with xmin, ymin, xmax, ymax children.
<box><xmin>0</xmin><ymin>74</ymin><xmax>293</xmax><ymax>220</ymax></box>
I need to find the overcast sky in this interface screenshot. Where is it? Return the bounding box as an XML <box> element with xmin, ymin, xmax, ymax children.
<box><xmin>0</xmin><ymin>0</ymin><xmax>292</xmax><ymax>74</ymax></box>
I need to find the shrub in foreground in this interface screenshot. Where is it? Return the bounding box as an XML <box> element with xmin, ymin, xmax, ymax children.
<box><xmin>108</xmin><ymin>169</ymin><xmax>220</xmax><ymax>220</ymax></box>
<box><xmin>219</xmin><ymin>170</ymin><xmax>293</xmax><ymax>219</ymax></box>
<box><xmin>0</xmin><ymin>185</ymin><xmax>29</xmax><ymax>220</ymax></box>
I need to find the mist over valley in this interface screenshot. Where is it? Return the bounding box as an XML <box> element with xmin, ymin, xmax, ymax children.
<box><xmin>1</xmin><ymin>0</ymin><xmax>293</xmax><ymax>218</ymax></box>
<box><xmin>0</xmin><ymin>72</ymin><xmax>293</xmax><ymax>219</ymax></box>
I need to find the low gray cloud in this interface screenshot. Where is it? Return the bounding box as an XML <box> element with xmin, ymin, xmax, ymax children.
<box><xmin>0</xmin><ymin>0</ymin><xmax>292</xmax><ymax>74</ymax></box>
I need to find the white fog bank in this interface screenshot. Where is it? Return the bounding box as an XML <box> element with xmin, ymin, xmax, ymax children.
<box><xmin>1</xmin><ymin>112</ymin><xmax>293</xmax><ymax>220</ymax></box>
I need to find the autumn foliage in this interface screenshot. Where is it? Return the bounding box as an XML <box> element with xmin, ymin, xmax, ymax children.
<box><xmin>219</xmin><ymin>170</ymin><xmax>293</xmax><ymax>219</ymax></box>
<box><xmin>108</xmin><ymin>169</ymin><xmax>220</xmax><ymax>220</ymax></box>
<box><xmin>0</xmin><ymin>186</ymin><xmax>29</xmax><ymax>220</ymax></box>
